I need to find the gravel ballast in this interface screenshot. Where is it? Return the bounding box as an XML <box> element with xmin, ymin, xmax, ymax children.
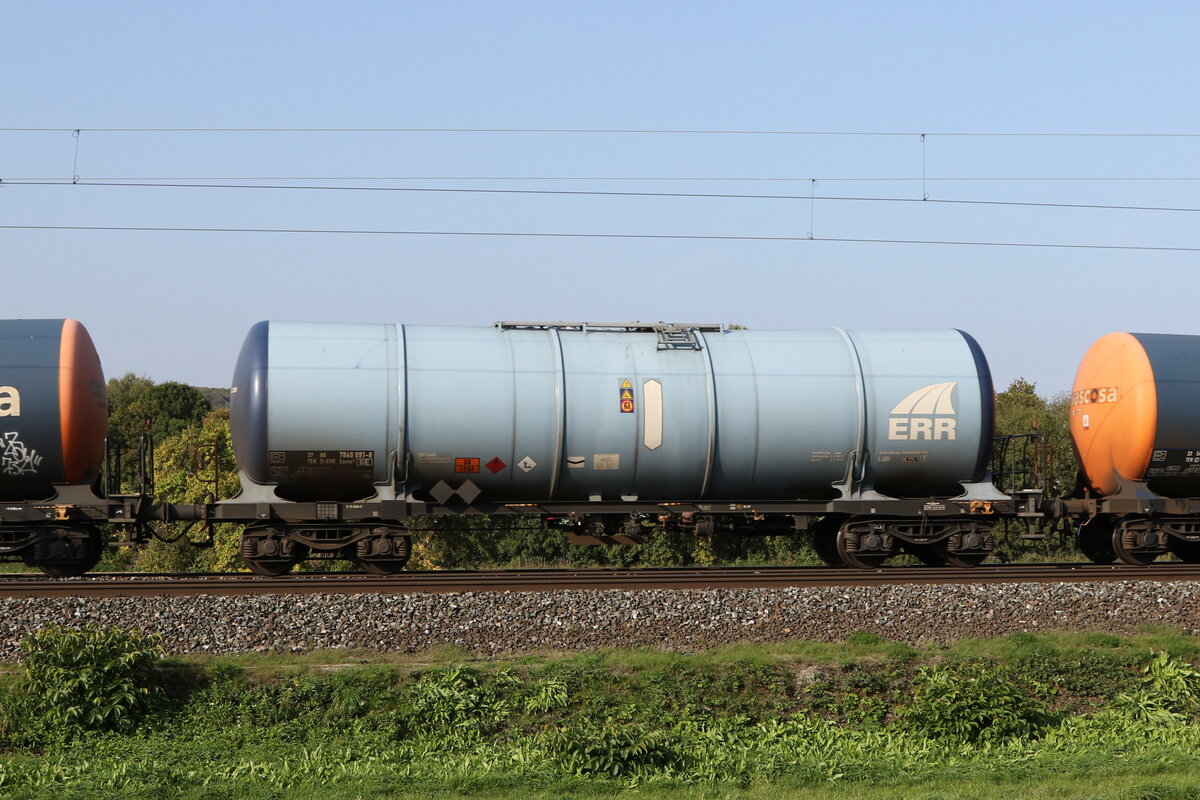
<box><xmin>0</xmin><ymin>580</ymin><xmax>1195</xmax><ymax>660</ymax></box>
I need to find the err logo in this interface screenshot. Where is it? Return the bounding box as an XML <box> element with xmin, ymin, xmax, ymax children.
<box><xmin>887</xmin><ymin>382</ymin><xmax>957</xmax><ymax>441</ymax></box>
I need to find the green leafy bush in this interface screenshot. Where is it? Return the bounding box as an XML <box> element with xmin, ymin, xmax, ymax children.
<box><xmin>18</xmin><ymin>625</ymin><xmax>165</xmax><ymax>736</ymax></box>
<box><xmin>404</xmin><ymin>666</ymin><xmax>522</xmax><ymax>735</ymax></box>
<box><xmin>523</xmin><ymin>676</ymin><xmax>569</xmax><ymax>713</ymax></box>
<box><xmin>899</xmin><ymin>660</ymin><xmax>1054</xmax><ymax>743</ymax></box>
<box><xmin>543</xmin><ymin>717</ymin><xmax>681</xmax><ymax>777</ymax></box>
<box><xmin>1113</xmin><ymin>651</ymin><xmax>1200</xmax><ymax>725</ymax></box>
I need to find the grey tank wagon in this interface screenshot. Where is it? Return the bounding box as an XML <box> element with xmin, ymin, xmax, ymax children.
<box><xmin>211</xmin><ymin>320</ymin><xmax>1013</xmax><ymax>575</ymax></box>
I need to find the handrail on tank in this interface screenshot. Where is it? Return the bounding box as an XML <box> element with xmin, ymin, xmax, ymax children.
<box><xmin>494</xmin><ymin>321</ymin><xmax>726</xmax><ymax>332</ymax></box>
<box><xmin>991</xmin><ymin>432</ymin><xmax>1051</xmax><ymax>495</ymax></box>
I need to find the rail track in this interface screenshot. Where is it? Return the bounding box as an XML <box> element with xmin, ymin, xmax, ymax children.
<box><xmin>0</xmin><ymin>562</ymin><xmax>1198</xmax><ymax>597</ymax></box>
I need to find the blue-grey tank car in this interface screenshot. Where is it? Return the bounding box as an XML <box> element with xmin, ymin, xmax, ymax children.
<box><xmin>229</xmin><ymin>322</ymin><xmax>995</xmax><ymax>506</ymax></box>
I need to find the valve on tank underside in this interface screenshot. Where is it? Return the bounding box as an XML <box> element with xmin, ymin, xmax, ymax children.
<box><xmin>559</xmin><ymin>514</ymin><xmax>646</xmax><ymax>546</ymax></box>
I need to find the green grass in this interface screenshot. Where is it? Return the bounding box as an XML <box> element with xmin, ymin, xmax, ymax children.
<box><xmin>2</xmin><ymin>629</ymin><xmax>1200</xmax><ymax>797</ymax></box>
<box><xmin>162</xmin><ymin>629</ymin><xmax>1186</xmax><ymax>679</ymax></box>
<box><xmin>4</xmin><ymin>729</ymin><xmax>1200</xmax><ymax>800</ymax></box>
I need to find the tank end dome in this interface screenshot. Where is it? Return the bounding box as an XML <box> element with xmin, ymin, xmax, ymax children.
<box><xmin>230</xmin><ymin>321</ymin><xmax>270</xmax><ymax>484</ymax></box>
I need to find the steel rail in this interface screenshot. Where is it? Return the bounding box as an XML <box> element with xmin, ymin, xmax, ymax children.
<box><xmin>0</xmin><ymin>563</ymin><xmax>1198</xmax><ymax>597</ymax></box>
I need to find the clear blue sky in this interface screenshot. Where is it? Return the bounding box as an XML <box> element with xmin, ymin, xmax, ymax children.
<box><xmin>4</xmin><ymin>1</ymin><xmax>1198</xmax><ymax>392</ymax></box>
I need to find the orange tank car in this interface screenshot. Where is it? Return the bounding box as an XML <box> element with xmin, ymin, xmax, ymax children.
<box><xmin>1071</xmin><ymin>332</ymin><xmax>1200</xmax><ymax>497</ymax></box>
<box><xmin>0</xmin><ymin>319</ymin><xmax>107</xmax><ymax>500</ymax></box>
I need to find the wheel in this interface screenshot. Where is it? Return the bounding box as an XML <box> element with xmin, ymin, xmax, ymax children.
<box><xmin>922</xmin><ymin>527</ymin><xmax>992</xmax><ymax>568</ymax></box>
<box><xmin>904</xmin><ymin>542</ymin><xmax>949</xmax><ymax>566</ymax></box>
<box><xmin>835</xmin><ymin>522</ymin><xmax>893</xmax><ymax>569</ymax></box>
<box><xmin>1076</xmin><ymin>518</ymin><xmax>1117</xmax><ymax>564</ymax></box>
<box><xmin>810</xmin><ymin>515</ymin><xmax>847</xmax><ymax>567</ymax></box>
<box><xmin>240</xmin><ymin>531</ymin><xmax>308</xmax><ymax>576</ymax></box>
<box><xmin>1113</xmin><ymin>521</ymin><xmax>1162</xmax><ymax>566</ymax></box>
<box><xmin>34</xmin><ymin>527</ymin><xmax>104</xmax><ymax>577</ymax></box>
<box><xmin>1169</xmin><ymin>538</ymin><xmax>1200</xmax><ymax>563</ymax></box>
<box><xmin>354</xmin><ymin>533</ymin><xmax>412</xmax><ymax>575</ymax></box>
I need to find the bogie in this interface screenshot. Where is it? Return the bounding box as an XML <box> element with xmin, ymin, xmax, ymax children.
<box><xmin>239</xmin><ymin>528</ymin><xmax>309</xmax><ymax>576</ymax></box>
<box><xmin>1112</xmin><ymin>517</ymin><xmax>1166</xmax><ymax>566</ymax></box>
<box><xmin>834</xmin><ymin>519</ymin><xmax>896</xmax><ymax>570</ymax></box>
<box><xmin>23</xmin><ymin>527</ymin><xmax>104</xmax><ymax>577</ymax></box>
<box><xmin>353</xmin><ymin>530</ymin><xmax>412</xmax><ymax>575</ymax></box>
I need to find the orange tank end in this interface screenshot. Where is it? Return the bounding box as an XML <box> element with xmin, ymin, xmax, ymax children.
<box><xmin>58</xmin><ymin>319</ymin><xmax>107</xmax><ymax>484</ymax></box>
<box><xmin>1070</xmin><ymin>332</ymin><xmax>1157</xmax><ymax>496</ymax></box>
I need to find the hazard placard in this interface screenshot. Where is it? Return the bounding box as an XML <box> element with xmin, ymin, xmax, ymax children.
<box><xmin>620</xmin><ymin>378</ymin><xmax>635</xmax><ymax>413</ymax></box>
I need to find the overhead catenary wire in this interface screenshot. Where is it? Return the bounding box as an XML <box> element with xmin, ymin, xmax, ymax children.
<box><xmin>8</xmin><ymin>175</ymin><xmax>1200</xmax><ymax>182</ymax></box>
<box><xmin>4</xmin><ymin>127</ymin><xmax>1200</xmax><ymax>137</ymax></box>
<box><xmin>8</xmin><ymin>179</ymin><xmax>1200</xmax><ymax>215</ymax></box>
<box><xmin>3</xmin><ymin>223</ymin><xmax>1200</xmax><ymax>252</ymax></box>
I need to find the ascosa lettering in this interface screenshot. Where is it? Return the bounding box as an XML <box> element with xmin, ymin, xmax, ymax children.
<box><xmin>1071</xmin><ymin>386</ymin><xmax>1118</xmax><ymax>406</ymax></box>
<box><xmin>0</xmin><ymin>387</ymin><xmax>20</xmax><ymax>418</ymax></box>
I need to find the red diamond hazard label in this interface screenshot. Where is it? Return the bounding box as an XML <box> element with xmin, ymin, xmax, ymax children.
<box><xmin>486</xmin><ymin>457</ymin><xmax>506</xmax><ymax>474</ymax></box>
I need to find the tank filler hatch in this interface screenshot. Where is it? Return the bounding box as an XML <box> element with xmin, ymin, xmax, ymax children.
<box><xmin>495</xmin><ymin>321</ymin><xmax>723</xmax><ymax>351</ymax></box>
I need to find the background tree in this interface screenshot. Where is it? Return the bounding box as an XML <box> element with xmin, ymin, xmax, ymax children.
<box><xmin>135</xmin><ymin>409</ymin><xmax>243</xmax><ymax>572</ymax></box>
<box><xmin>991</xmin><ymin>378</ymin><xmax>1077</xmax><ymax>559</ymax></box>
<box><xmin>106</xmin><ymin>374</ymin><xmax>211</xmax><ymax>494</ymax></box>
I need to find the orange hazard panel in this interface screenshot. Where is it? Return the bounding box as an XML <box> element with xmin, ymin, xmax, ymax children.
<box><xmin>58</xmin><ymin>319</ymin><xmax>107</xmax><ymax>484</ymax></box>
<box><xmin>1069</xmin><ymin>332</ymin><xmax>1157</xmax><ymax>496</ymax></box>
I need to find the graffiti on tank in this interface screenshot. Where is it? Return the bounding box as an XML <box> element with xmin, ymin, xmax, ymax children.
<box><xmin>1</xmin><ymin>432</ymin><xmax>41</xmax><ymax>476</ymax></box>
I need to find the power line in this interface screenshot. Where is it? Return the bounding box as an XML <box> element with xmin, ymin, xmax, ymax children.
<box><xmin>3</xmin><ymin>223</ymin><xmax>1198</xmax><ymax>252</ymax></box>
<box><xmin>3</xmin><ymin>127</ymin><xmax>1200</xmax><ymax>137</ymax></box>
<box><xmin>9</xmin><ymin>175</ymin><xmax>1200</xmax><ymax>183</ymax></box>
<box><xmin>9</xmin><ymin>179</ymin><xmax>1200</xmax><ymax>215</ymax></box>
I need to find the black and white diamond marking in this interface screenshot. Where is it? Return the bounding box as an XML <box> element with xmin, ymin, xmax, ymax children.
<box><xmin>429</xmin><ymin>480</ymin><xmax>454</xmax><ymax>505</ymax></box>
<box><xmin>457</xmin><ymin>479</ymin><xmax>481</xmax><ymax>504</ymax></box>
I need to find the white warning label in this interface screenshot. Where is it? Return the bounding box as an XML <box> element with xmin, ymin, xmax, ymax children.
<box><xmin>593</xmin><ymin>453</ymin><xmax>620</xmax><ymax>470</ymax></box>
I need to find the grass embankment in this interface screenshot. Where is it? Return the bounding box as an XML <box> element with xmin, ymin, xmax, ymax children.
<box><xmin>3</xmin><ymin>629</ymin><xmax>1200</xmax><ymax>798</ymax></box>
